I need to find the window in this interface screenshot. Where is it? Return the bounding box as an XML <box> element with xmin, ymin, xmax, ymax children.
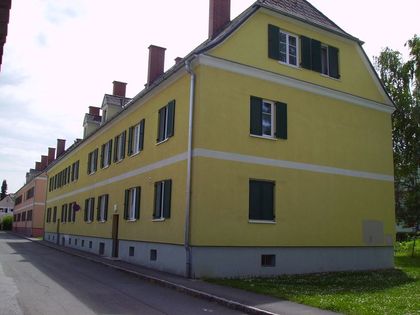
<box><xmin>27</xmin><ymin>210</ymin><xmax>32</xmax><ymax>221</ymax></box>
<box><xmin>261</xmin><ymin>254</ymin><xmax>276</xmax><ymax>267</ymax></box>
<box><xmin>153</xmin><ymin>180</ymin><xmax>172</xmax><ymax>220</ymax></box>
<box><xmin>250</xmin><ymin>96</ymin><xmax>287</xmax><ymax>139</ymax></box>
<box><xmin>49</xmin><ymin>178</ymin><xmax>53</xmax><ymax>192</ymax></box>
<box><xmin>150</xmin><ymin>249</ymin><xmax>157</xmax><ymax>261</ymax></box>
<box><xmin>15</xmin><ymin>195</ymin><xmax>22</xmax><ymax>205</ymax></box>
<box><xmin>46</xmin><ymin>208</ymin><xmax>51</xmax><ymax>223</ymax></box>
<box><xmin>97</xmin><ymin>194</ymin><xmax>109</xmax><ymax>222</ymax></box>
<box><xmin>114</xmin><ymin>131</ymin><xmax>126</xmax><ymax>162</ymax></box>
<box><xmin>87</xmin><ymin>149</ymin><xmax>98</xmax><ymax>174</ymax></box>
<box><xmin>100</xmin><ymin>140</ymin><xmax>113</xmax><ymax>168</ymax></box>
<box><xmin>268</xmin><ymin>24</ymin><xmax>298</xmax><ymax>66</ymax></box>
<box><xmin>17</xmin><ymin>213</ymin><xmax>21</xmax><ymax>221</ymax></box>
<box><xmin>124</xmin><ymin>187</ymin><xmax>140</xmax><ymax>221</ymax></box>
<box><xmin>129</xmin><ymin>246</ymin><xmax>135</xmax><ymax>257</ymax></box>
<box><xmin>300</xmin><ymin>36</ymin><xmax>340</xmax><ymax>79</ymax></box>
<box><xmin>52</xmin><ymin>206</ymin><xmax>57</xmax><ymax>223</ymax></box>
<box><xmin>68</xmin><ymin>202</ymin><xmax>76</xmax><ymax>223</ymax></box>
<box><xmin>128</xmin><ymin>119</ymin><xmax>145</xmax><ymax>156</ymax></box>
<box><xmin>157</xmin><ymin>100</ymin><xmax>175</xmax><ymax>143</ymax></box>
<box><xmin>71</xmin><ymin>161</ymin><xmax>80</xmax><ymax>181</ymax></box>
<box><xmin>26</xmin><ymin>187</ymin><xmax>34</xmax><ymax>199</ymax></box>
<box><xmin>249</xmin><ymin>180</ymin><xmax>275</xmax><ymax>221</ymax></box>
<box><xmin>22</xmin><ymin>211</ymin><xmax>26</xmax><ymax>221</ymax></box>
<box><xmin>61</xmin><ymin>204</ymin><xmax>68</xmax><ymax>223</ymax></box>
<box><xmin>84</xmin><ymin>197</ymin><xmax>95</xmax><ymax>222</ymax></box>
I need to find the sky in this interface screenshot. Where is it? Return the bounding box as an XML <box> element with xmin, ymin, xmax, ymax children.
<box><xmin>0</xmin><ymin>0</ymin><xmax>418</xmax><ymax>193</ymax></box>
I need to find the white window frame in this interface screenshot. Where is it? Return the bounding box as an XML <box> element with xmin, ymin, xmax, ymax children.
<box><xmin>116</xmin><ymin>134</ymin><xmax>124</xmax><ymax>162</ymax></box>
<box><xmin>103</xmin><ymin>141</ymin><xmax>111</xmax><ymax>168</ymax></box>
<box><xmin>86</xmin><ymin>198</ymin><xmax>94</xmax><ymax>223</ymax></box>
<box><xmin>88</xmin><ymin>151</ymin><xmax>97</xmax><ymax>174</ymax></box>
<box><xmin>98</xmin><ymin>194</ymin><xmax>108</xmax><ymax>222</ymax></box>
<box><xmin>321</xmin><ymin>44</ymin><xmax>329</xmax><ymax>76</ymax></box>
<box><xmin>132</xmin><ymin>123</ymin><xmax>141</xmax><ymax>155</ymax></box>
<box><xmin>279</xmin><ymin>30</ymin><xmax>298</xmax><ymax>67</ymax></box>
<box><xmin>261</xmin><ymin>100</ymin><xmax>275</xmax><ymax>138</ymax></box>
<box><xmin>127</xmin><ymin>187</ymin><xmax>138</xmax><ymax>221</ymax></box>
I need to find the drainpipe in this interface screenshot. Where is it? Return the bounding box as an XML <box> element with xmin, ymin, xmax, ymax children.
<box><xmin>184</xmin><ymin>57</ymin><xmax>196</xmax><ymax>278</ymax></box>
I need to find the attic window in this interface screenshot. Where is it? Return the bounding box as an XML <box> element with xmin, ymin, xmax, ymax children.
<box><xmin>268</xmin><ymin>25</ymin><xmax>298</xmax><ymax>67</ymax></box>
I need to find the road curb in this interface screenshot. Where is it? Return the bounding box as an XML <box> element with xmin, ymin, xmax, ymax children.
<box><xmin>14</xmin><ymin>233</ymin><xmax>278</xmax><ymax>315</ymax></box>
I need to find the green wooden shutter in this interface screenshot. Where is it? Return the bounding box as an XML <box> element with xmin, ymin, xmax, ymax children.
<box><xmin>250</xmin><ymin>96</ymin><xmax>263</xmax><ymax>136</ymax></box>
<box><xmin>120</xmin><ymin>131</ymin><xmax>126</xmax><ymax>159</ymax></box>
<box><xmin>104</xmin><ymin>195</ymin><xmax>108</xmax><ymax>221</ymax></box>
<box><xmin>124</xmin><ymin>189</ymin><xmax>129</xmax><ymax>220</ymax></box>
<box><xmin>153</xmin><ymin>182</ymin><xmax>161</xmax><ymax>219</ymax></box>
<box><xmin>84</xmin><ymin>200</ymin><xmax>88</xmax><ymax>222</ymax></box>
<box><xmin>113</xmin><ymin>136</ymin><xmax>118</xmax><ymax>162</ymax></box>
<box><xmin>90</xmin><ymin>198</ymin><xmax>95</xmax><ymax>222</ymax></box>
<box><xmin>311</xmin><ymin>39</ymin><xmax>322</xmax><ymax>73</ymax></box>
<box><xmin>328</xmin><ymin>46</ymin><xmax>340</xmax><ymax>79</ymax></box>
<box><xmin>157</xmin><ymin>108</ymin><xmax>165</xmax><ymax>142</ymax></box>
<box><xmin>249</xmin><ymin>180</ymin><xmax>260</xmax><ymax>220</ymax></box>
<box><xmin>261</xmin><ymin>182</ymin><xmax>274</xmax><ymax>220</ymax></box>
<box><xmin>139</xmin><ymin>119</ymin><xmax>145</xmax><ymax>151</ymax></box>
<box><xmin>275</xmin><ymin>102</ymin><xmax>287</xmax><ymax>139</ymax></box>
<box><xmin>100</xmin><ymin>144</ymin><xmax>105</xmax><ymax>168</ymax></box>
<box><xmin>96</xmin><ymin>197</ymin><xmax>101</xmax><ymax>221</ymax></box>
<box><xmin>135</xmin><ymin>187</ymin><xmax>141</xmax><ymax>219</ymax></box>
<box><xmin>108</xmin><ymin>139</ymin><xmax>113</xmax><ymax>164</ymax></box>
<box><xmin>167</xmin><ymin>100</ymin><xmax>175</xmax><ymax>138</ymax></box>
<box><xmin>93</xmin><ymin>149</ymin><xmax>98</xmax><ymax>172</ymax></box>
<box><xmin>268</xmin><ymin>24</ymin><xmax>280</xmax><ymax>60</ymax></box>
<box><xmin>300</xmin><ymin>36</ymin><xmax>312</xmax><ymax>69</ymax></box>
<box><xmin>127</xmin><ymin>126</ymin><xmax>133</xmax><ymax>156</ymax></box>
<box><xmin>87</xmin><ymin>153</ymin><xmax>91</xmax><ymax>174</ymax></box>
<box><xmin>163</xmin><ymin>180</ymin><xmax>171</xmax><ymax>218</ymax></box>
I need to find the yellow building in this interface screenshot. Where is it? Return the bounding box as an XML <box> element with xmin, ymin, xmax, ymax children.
<box><xmin>44</xmin><ymin>0</ymin><xmax>395</xmax><ymax>278</ymax></box>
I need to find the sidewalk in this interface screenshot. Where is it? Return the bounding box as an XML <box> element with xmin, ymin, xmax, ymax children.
<box><xmin>22</xmin><ymin>235</ymin><xmax>339</xmax><ymax>315</ymax></box>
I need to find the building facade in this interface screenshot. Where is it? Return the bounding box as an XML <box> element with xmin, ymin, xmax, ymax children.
<box><xmin>0</xmin><ymin>194</ymin><xmax>14</xmax><ymax>222</ymax></box>
<box><xmin>44</xmin><ymin>0</ymin><xmax>395</xmax><ymax>278</ymax></box>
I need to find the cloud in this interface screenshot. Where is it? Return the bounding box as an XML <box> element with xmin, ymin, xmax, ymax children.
<box><xmin>43</xmin><ymin>1</ymin><xmax>80</xmax><ymax>25</ymax></box>
<box><xmin>0</xmin><ymin>69</ymin><xmax>28</xmax><ymax>86</ymax></box>
<box><xmin>36</xmin><ymin>33</ymin><xmax>48</xmax><ymax>46</ymax></box>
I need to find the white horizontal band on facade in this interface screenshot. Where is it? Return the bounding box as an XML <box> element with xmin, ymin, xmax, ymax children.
<box><xmin>47</xmin><ymin>153</ymin><xmax>188</xmax><ymax>203</ymax></box>
<box><xmin>198</xmin><ymin>54</ymin><xmax>395</xmax><ymax>113</ymax></box>
<box><xmin>193</xmin><ymin>148</ymin><xmax>394</xmax><ymax>182</ymax></box>
<box><xmin>14</xmin><ymin>202</ymin><xmax>45</xmax><ymax>212</ymax></box>
<box><xmin>47</xmin><ymin>148</ymin><xmax>393</xmax><ymax>204</ymax></box>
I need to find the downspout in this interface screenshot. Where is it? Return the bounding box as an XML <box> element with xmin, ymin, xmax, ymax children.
<box><xmin>184</xmin><ymin>57</ymin><xmax>196</xmax><ymax>278</ymax></box>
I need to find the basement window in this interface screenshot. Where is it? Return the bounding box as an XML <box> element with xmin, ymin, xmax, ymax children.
<box><xmin>129</xmin><ymin>246</ymin><xmax>135</xmax><ymax>257</ymax></box>
<box><xmin>261</xmin><ymin>254</ymin><xmax>276</xmax><ymax>267</ymax></box>
<box><xmin>150</xmin><ymin>249</ymin><xmax>157</xmax><ymax>261</ymax></box>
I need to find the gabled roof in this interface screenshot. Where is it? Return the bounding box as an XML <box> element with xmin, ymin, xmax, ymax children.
<box><xmin>257</xmin><ymin>0</ymin><xmax>361</xmax><ymax>43</ymax></box>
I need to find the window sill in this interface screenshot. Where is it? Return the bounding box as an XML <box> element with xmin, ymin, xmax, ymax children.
<box><xmin>278</xmin><ymin>61</ymin><xmax>300</xmax><ymax>69</ymax></box>
<box><xmin>152</xmin><ymin>218</ymin><xmax>165</xmax><ymax>222</ymax></box>
<box><xmin>156</xmin><ymin>138</ymin><xmax>169</xmax><ymax>146</ymax></box>
<box><xmin>320</xmin><ymin>73</ymin><xmax>341</xmax><ymax>81</ymax></box>
<box><xmin>249</xmin><ymin>134</ymin><xmax>278</xmax><ymax>141</ymax></box>
<box><xmin>98</xmin><ymin>220</ymin><xmax>107</xmax><ymax>223</ymax></box>
<box><xmin>130</xmin><ymin>150</ymin><xmax>142</xmax><ymax>157</ymax></box>
<box><xmin>88</xmin><ymin>171</ymin><xmax>96</xmax><ymax>176</ymax></box>
<box><xmin>248</xmin><ymin>220</ymin><xmax>276</xmax><ymax>224</ymax></box>
<box><xmin>102</xmin><ymin>165</ymin><xmax>110</xmax><ymax>170</ymax></box>
<box><xmin>126</xmin><ymin>219</ymin><xmax>137</xmax><ymax>223</ymax></box>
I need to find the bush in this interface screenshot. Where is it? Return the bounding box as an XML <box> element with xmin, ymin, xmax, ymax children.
<box><xmin>1</xmin><ymin>215</ymin><xmax>12</xmax><ymax>230</ymax></box>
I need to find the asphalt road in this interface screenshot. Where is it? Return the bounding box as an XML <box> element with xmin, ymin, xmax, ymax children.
<box><xmin>0</xmin><ymin>232</ymin><xmax>244</xmax><ymax>315</ymax></box>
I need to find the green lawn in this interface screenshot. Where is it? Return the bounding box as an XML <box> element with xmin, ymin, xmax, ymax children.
<box><xmin>209</xmin><ymin>240</ymin><xmax>420</xmax><ymax>315</ymax></box>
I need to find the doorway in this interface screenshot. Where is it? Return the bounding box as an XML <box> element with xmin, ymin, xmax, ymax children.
<box><xmin>111</xmin><ymin>214</ymin><xmax>119</xmax><ymax>258</ymax></box>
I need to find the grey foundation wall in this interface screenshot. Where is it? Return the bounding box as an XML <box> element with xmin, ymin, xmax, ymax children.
<box><xmin>191</xmin><ymin>246</ymin><xmax>394</xmax><ymax>278</ymax></box>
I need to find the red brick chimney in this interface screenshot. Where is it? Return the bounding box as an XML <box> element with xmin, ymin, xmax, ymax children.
<box><xmin>147</xmin><ymin>45</ymin><xmax>166</xmax><ymax>87</ymax></box>
<box><xmin>40</xmin><ymin>155</ymin><xmax>48</xmax><ymax>170</ymax></box>
<box><xmin>56</xmin><ymin>139</ymin><xmax>66</xmax><ymax>158</ymax></box>
<box><xmin>112</xmin><ymin>81</ymin><xmax>127</xmax><ymax>97</ymax></box>
<box><xmin>209</xmin><ymin>0</ymin><xmax>231</xmax><ymax>39</ymax></box>
<box><xmin>89</xmin><ymin>106</ymin><xmax>100</xmax><ymax>116</ymax></box>
<box><xmin>35</xmin><ymin>162</ymin><xmax>42</xmax><ymax>172</ymax></box>
<box><xmin>47</xmin><ymin>147</ymin><xmax>56</xmax><ymax>165</ymax></box>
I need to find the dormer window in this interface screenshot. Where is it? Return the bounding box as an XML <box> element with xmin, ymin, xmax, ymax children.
<box><xmin>268</xmin><ymin>25</ymin><xmax>298</xmax><ymax>67</ymax></box>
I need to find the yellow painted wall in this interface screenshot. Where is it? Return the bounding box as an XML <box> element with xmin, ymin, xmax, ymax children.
<box><xmin>45</xmin><ymin>73</ymin><xmax>191</xmax><ymax>245</ymax></box>
<box><xmin>190</xmin><ymin>157</ymin><xmax>395</xmax><ymax>246</ymax></box>
<box><xmin>210</xmin><ymin>10</ymin><xmax>388</xmax><ymax>105</ymax></box>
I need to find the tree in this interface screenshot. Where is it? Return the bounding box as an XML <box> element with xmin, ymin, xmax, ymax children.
<box><xmin>375</xmin><ymin>35</ymin><xmax>420</xmax><ymax>228</ymax></box>
<box><xmin>0</xmin><ymin>180</ymin><xmax>6</xmax><ymax>200</ymax></box>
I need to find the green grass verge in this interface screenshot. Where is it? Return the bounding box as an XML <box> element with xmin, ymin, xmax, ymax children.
<box><xmin>209</xmin><ymin>240</ymin><xmax>420</xmax><ymax>315</ymax></box>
